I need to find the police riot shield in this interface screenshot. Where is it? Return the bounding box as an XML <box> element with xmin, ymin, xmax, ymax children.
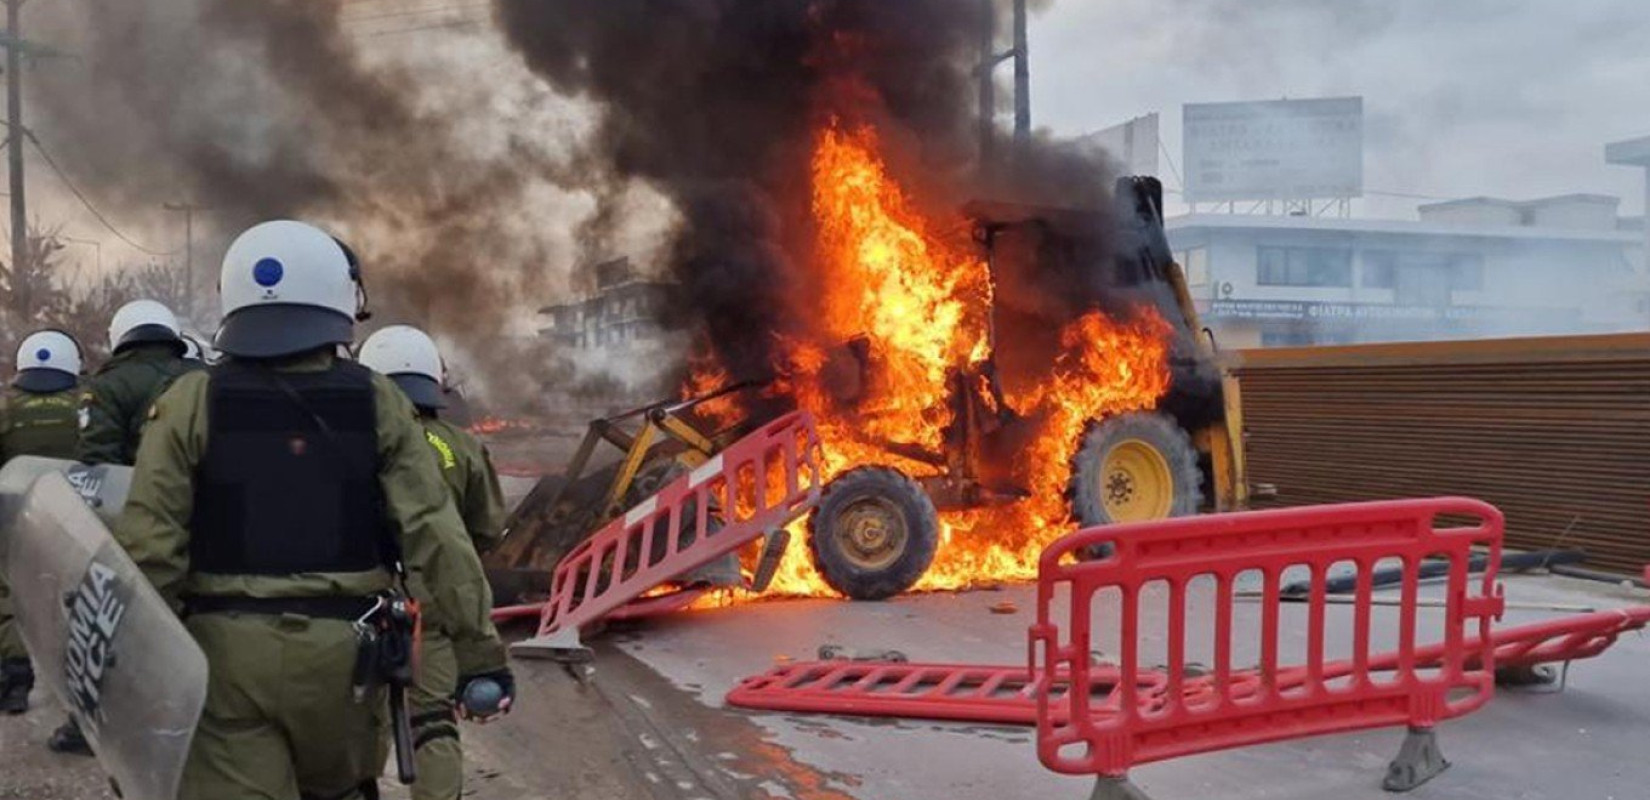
<box><xmin>0</xmin><ymin>465</ymin><xmax>205</xmax><ymax>800</ymax></box>
<box><xmin>0</xmin><ymin>456</ymin><xmax>133</xmax><ymax>524</ymax></box>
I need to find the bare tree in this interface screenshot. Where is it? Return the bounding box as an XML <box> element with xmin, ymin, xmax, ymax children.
<box><xmin>48</xmin><ymin>261</ymin><xmax>191</xmax><ymax>362</ymax></box>
<box><xmin>0</xmin><ymin>221</ymin><xmax>197</xmax><ymax>371</ymax></box>
<box><xmin>0</xmin><ymin>223</ymin><xmax>70</xmax><ymax>325</ymax></box>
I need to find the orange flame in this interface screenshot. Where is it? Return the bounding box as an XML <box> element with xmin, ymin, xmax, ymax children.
<box><xmin>700</xmin><ymin>121</ymin><xmax>1174</xmax><ymax>598</ymax></box>
<box><xmin>468</xmin><ymin>416</ymin><xmax>535</xmax><ymax>436</ymax></box>
<box><xmin>789</xmin><ymin>122</ymin><xmax>993</xmax><ymax>476</ymax></box>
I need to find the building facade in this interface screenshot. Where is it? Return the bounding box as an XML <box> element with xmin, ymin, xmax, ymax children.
<box><xmin>1167</xmin><ymin>195</ymin><xmax>1646</xmax><ymax>348</ymax></box>
<box><xmin>541</xmin><ymin>257</ymin><xmax>671</xmax><ymax>351</ymax></box>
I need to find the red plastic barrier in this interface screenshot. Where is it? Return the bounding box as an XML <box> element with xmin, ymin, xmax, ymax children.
<box><xmin>492</xmin><ymin>588</ymin><xmax>712</xmax><ymax>626</ymax></box>
<box><xmin>490</xmin><ymin>603</ymin><xmax>544</xmax><ymax>624</ymax></box>
<box><xmin>512</xmin><ymin>411</ymin><xmax>824</xmax><ymax>658</ymax></box>
<box><xmin>606</xmin><ymin>588</ymin><xmax>711</xmax><ymax>622</ymax></box>
<box><xmin>728</xmin><ymin>661</ymin><xmax>1166</xmax><ymax>726</ymax></box>
<box><xmin>727</xmin><ymin>605</ymin><xmax>1649</xmax><ymax>727</ymax></box>
<box><xmin>1471</xmin><ymin>606</ymin><xmax>1650</xmax><ymax>671</ymax></box>
<box><xmin>1031</xmin><ymin>499</ymin><xmax>1505</xmax><ymax>778</ymax></box>
<box><xmin>493</xmin><ymin>464</ymin><xmax>549</xmax><ymax>479</ymax></box>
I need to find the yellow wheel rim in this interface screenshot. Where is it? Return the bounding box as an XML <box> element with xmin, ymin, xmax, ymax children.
<box><xmin>1100</xmin><ymin>439</ymin><xmax>1174</xmax><ymax>522</ymax></box>
<box><xmin>834</xmin><ymin>496</ymin><xmax>908</xmax><ymax>571</ymax></box>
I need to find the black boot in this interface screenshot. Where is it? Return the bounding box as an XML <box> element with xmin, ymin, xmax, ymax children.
<box><xmin>47</xmin><ymin>717</ymin><xmax>93</xmax><ymax>757</ymax></box>
<box><xmin>0</xmin><ymin>658</ymin><xmax>32</xmax><ymax>714</ymax></box>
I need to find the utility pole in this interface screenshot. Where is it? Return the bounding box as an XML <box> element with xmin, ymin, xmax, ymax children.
<box><xmin>978</xmin><ymin>0</ymin><xmax>1031</xmax><ymax>172</ymax></box>
<box><xmin>163</xmin><ymin>202</ymin><xmax>202</xmax><ymax>321</ymax></box>
<box><xmin>6</xmin><ymin>0</ymin><xmax>26</xmax><ymax>320</ymax></box>
<box><xmin>977</xmin><ymin>0</ymin><xmax>996</xmax><ymax>171</ymax></box>
<box><xmin>1012</xmin><ymin>0</ymin><xmax>1030</xmax><ymax>146</ymax></box>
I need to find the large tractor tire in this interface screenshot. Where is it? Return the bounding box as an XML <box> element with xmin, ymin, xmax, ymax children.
<box><xmin>807</xmin><ymin>466</ymin><xmax>939</xmax><ymax>601</ymax></box>
<box><xmin>1070</xmin><ymin>412</ymin><xmax>1203</xmax><ymax>528</ymax></box>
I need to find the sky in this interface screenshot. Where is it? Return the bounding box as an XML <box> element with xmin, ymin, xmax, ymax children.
<box><xmin>1028</xmin><ymin>0</ymin><xmax>1650</xmax><ymax>220</ymax></box>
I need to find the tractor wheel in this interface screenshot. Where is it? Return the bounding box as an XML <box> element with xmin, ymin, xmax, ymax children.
<box><xmin>1070</xmin><ymin>412</ymin><xmax>1203</xmax><ymax>528</ymax></box>
<box><xmin>807</xmin><ymin>467</ymin><xmax>939</xmax><ymax>601</ymax></box>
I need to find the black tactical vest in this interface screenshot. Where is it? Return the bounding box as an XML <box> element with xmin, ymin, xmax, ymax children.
<box><xmin>190</xmin><ymin>360</ymin><xmax>390</xmax><ymax>576</ymax></box>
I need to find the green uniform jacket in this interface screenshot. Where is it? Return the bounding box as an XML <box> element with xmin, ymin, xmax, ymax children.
<box><xmin>113</xmin><ymin>353</ymin><xmax>506</xmax><ymax>677</ymax></box>
<box><xmin>78</xmin><ymin>342</ymin><xmax>201</xmax><ymax>466</ymax></box>
<box><xmin>419</xmin><ymin>416</ymin><xmax>506</xmax><ymax>555</ymax></box>
<box><xmin>0</xmin><ymin>383</ymin><xmax>82</xmax><ymax>462</ymax></box>
<box><xmin>0</xmin><ymin>381</ymin><xmax>81</xmax><ymax>661</ymax></box>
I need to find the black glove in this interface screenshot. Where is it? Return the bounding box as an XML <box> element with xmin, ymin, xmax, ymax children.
<box><xmin>455</xmin><ymin>669</ymin><xmax>515</xmax><ymax>721</ymax></box>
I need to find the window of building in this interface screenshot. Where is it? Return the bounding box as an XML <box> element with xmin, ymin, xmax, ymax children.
<box><xmin>1176</xmin><ymin>247</ymin><xmax>1210</xmax><ymax>286</ymax></box>
<box><xmin>1449</xmin><ymin>255</ymin><xmax>1485</xmax><ymax>291</ymax></box>
<box><xmin>1257</xmin><ymin>246</ymin><xmax>1352</xmax><ymax>287</ymax></box>
<box><xmin>1360</xmin><ymin>250</ymin><xmax>1484</xmax><ymax>292</ymax></box>
<box><xmin>1362</xmin><ymin>251</ymin><xmax>1396</xmax><ymax>288</ymax></box>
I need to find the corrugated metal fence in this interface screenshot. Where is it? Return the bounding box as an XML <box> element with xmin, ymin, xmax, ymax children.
<box><xmin>1234</xmin><ymin>334</ymin><xmax>1650</xmax><ymax>574</ymax></box>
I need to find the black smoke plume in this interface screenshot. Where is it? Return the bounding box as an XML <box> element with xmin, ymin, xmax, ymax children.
<box><xmin>26</xmin><ymin>0</ymin><xmax>580</xmax><ymax>409</ymax></box>
<box><xmin>489</xmin><ymin>1</ymin><xmax>1196</xmax><ymax>411</ymax></box>
<box><xmin>492</xmin><ymin>0</ymin><xmax>1097</xmax><ymax>384</ymax></box>
<box><xmin>29</xmin><ymin>0</ymin><xmax>1171</xmax><ymax>416</ymax></box>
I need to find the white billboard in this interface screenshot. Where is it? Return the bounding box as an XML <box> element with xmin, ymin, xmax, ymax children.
<box><xmin>1078</xmin><ymin>113</ymin><xmax>1159</xmax><ymax>177</ymax></box>
<box><xmin>1183</xmin><ymin>97</ymin><xmax>1363</xmax><ymax>203</ymax></box>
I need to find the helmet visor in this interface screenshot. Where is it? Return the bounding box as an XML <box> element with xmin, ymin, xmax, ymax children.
<box><xmin>115</xmin><ymin>324</ymin><xmax>185</xmax><ymax>355</ymax></box>
<box><xmin>13</xmin><ymin>368</ymin><xmax>77</xmax><ymax>393</ymax></box>
<box><xmin>216</xmin><ymin>304</ymin><xmax>354</xmax><ymax>359</ymax></box>
<box><xmin>389</xmin><ymin>373</ymin><xmax>447</xmax><ymax>410</ymax></box>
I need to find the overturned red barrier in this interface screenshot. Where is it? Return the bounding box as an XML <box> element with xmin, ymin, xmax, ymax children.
<box><xmin>512</xmin><ymin>411</ymin><xmax>825</xmax><ymax>660</ymax></box>
<box><xmin>728</xmin><ymin>661</ymin><xmax>1160</xmax><ymax>726</ymax></box>
<box><xmin>1469</xmin><ymin>605</ymin><xmax>1650</xmax><ymax>672</ymax></box>
<box><xmin>489</xmin><ymin>603</ymin><xmax>544</xmax><ymax>624</ymax></box>
<box><xmin>726</xmin><ymin>605</ymin><xmax>1649</xmax><ymax>727</ymax></box>
<box><xmin>1032</xmin><ymin>499</ymin><xmax>1505</xmax><ymax>795</ymax></box>
<box><xmin>490</xmin><ymin>588</ymin><xmax>711</xmax><ymax>626</ymax></box>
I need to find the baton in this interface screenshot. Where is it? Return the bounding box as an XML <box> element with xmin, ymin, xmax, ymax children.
<box><xmin>388</xmin><ymin>681</ymin><xmax>417</xmax><ymax>785</ymax></box>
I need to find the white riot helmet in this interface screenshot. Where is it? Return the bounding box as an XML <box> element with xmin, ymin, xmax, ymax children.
<box><xmin>180</xmin><ymin>334</ymin><xmax>205</xmax><ymax>362</ymax></box>
<box><xmin>217</xmin><ymin>220</ymin><xmax>366</xmax><ymax>359</ymax></box>
<box><xmin>13</xmin><ymin>330</ymin><xmax>83</xmax><ymax>393</ymax></box>
<box><xmin>358</xmin><ymin>325</ymin><xmax>446</xmax><ymax>409</ymax></box>
<box><xmin>108</xmin><ymin>299</ymin><xmax>183</xmax><ymax>354</ymax></box>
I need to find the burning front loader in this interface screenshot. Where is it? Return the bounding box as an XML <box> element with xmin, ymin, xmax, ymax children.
<box><xmin>797</xmin><ymin>177</ymin><xmax>1251</xmax><ymax>594</ymax></box>
<box><xmin>485</xmin><ymin>383</ymin><xmax>780</xmax><ymax>607</ymax></box>
<box><xmin>488</xmin><ymin>176</ymin><xmax>1252</xmax><ymax>612</ymax></box>
<box><xmin>507</xmin><ymin>409</ymin><xmax>826</xmax><ymax>659</ymax></box>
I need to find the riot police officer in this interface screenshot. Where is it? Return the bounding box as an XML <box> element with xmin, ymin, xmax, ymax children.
<box><xmin>77</xmin><ymin>298</ymin><xmax>201</xmax><ymax>466</ymax></box>
<box><xmin>359</xmin><ymin>325</ymin><xmax>506</xmax><ymax>800</ymax></box>
<box><xmin>0</xmin><ymin>331</ymin><xmax>83</xmax><ymax>714</ymax></box>
<box><xmin>46</xmin><ymin>301</ymin><xmax>202</xmax><ymax>753</ymax></box>
<box><xmin>114</xmin><ymin>221</ymin><xmax>513</xmax><ymax>800</ymax></box>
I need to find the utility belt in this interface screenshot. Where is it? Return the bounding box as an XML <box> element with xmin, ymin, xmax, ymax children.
<box><xmin>184</xmin><ymin>594</ymin><xmax>382</xmax><ymax>620</ymax></box>
<box><xmin>347</xmin><ymin>591</ymin><xmax>422</xmax><ymax>701</ymax></box>
<box><xmin>182</xmin><ymin>592</ymin><xmax>422</xmax><ymax>700</ymax></box>
<box><xmin>352</xmin><ymin>591</ymin><xmax>424</xmax><ymax>785</ymax></box>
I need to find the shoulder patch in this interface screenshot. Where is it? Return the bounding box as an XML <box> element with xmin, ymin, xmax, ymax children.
<box><xmin>425</xmin><ymin>429</ymin><xmax>458</xmax><ymax>470</ymax></box>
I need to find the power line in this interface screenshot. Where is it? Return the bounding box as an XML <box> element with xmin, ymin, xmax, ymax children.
<box><xmin>355</xmin><ymin>18</ymin><xmax>484</xmax><ymax>38</ymax></box>
<box><xmin>1365</xmin><ymin>189</ymin><xmax>1450</xmax><ymax>201</ymax></box>
<box><xmin>1155</xmin><ymin>135</ymin><xmax>1185</xmax><ymax>192</ymax></box>
<box><xmin>341</xmin><ymin>2</ymin><xmax>490</xmax><ymax>25</ymax></box>
<box><xmin>24</xmin><ymin>127</ymin><xmax>176</xmax><ymax>257</ymax></box>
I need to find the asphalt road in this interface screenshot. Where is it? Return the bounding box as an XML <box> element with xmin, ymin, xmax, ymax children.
<box><xmin>4</xmin><ymin>572</ymin><xmax>1647</xmax><ymax>799</ymax></box>
<box><xmin>492</xmin><ymin>572</ymin><xmax>1650</xmax><ymax>800</ymax></box>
